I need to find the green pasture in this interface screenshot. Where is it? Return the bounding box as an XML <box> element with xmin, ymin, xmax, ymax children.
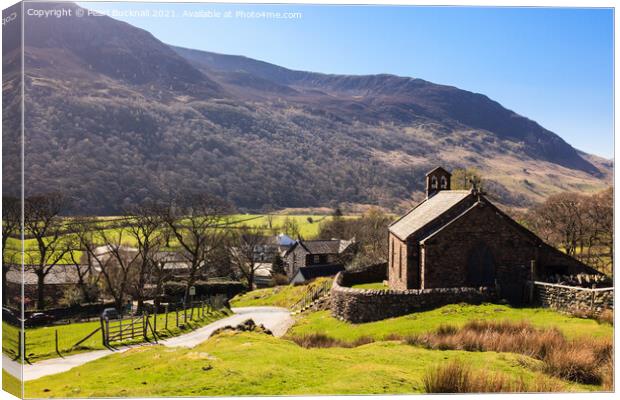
<box><xmin>2</xmin><ymin>307</ymin><xmax>230</xmax><ymax>363</ymax></box>
<box><xmin>289</xmin><ymin>303</ymin><xmax>613</xmax><ymax>342</ymax></box>
<box><xmin>23</xmin><ymin>330</ymin><xmax>591</xmax><ymax>397</ymax></box>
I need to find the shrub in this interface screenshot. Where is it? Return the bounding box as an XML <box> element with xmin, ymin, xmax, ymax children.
<box><xmin>408</xmin><ymin>320</ymin><xmax>613</xmax><ymax>385</ymax></box>
<box><xmin>598</xmin><ymin>309</ymin><xmax>614</xmax><ymax>325</ymax></box>
<box><xmin>542</xmin><ymin>345</ymin><xmax>599</xmax><ymax>384</ymax></box>
<box><xmin>271</xmin><ymin>273</ymin><xmax>289</xmax><ymax>286</ymax></box>
<box><xmin>290</xmin><ymin>333</ymin><xmax>375</xmax><ymax>348</ymax></box>
<box><xmin>422</xmin><ymin>360</ymin><xmax>564</xmax><ymax>393</ymax></box>
<box><xmin>600</xmin><ymin>361</ymin><xmax>614</xmax><ymax>391</ymax></box>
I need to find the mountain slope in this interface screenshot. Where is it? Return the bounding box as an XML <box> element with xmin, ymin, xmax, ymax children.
<box><xmin>6</xmin><ymin>2</ymin><xmax>611</xmax><ymax>214</ymax></box>
<box><xmin>172</xmin><ymin>46</ymin><xmax>598</xmax><ymax>175</ymax></box>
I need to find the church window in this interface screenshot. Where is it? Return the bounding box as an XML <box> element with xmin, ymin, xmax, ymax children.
<box><xmin>440</xmin><ymin>176</ymin><xmax>448</xmax><ymax>189</ymax></box>
<box><xmin>431</xmin><ymin>176</ymin><xmax>438</xmax><ymax>189</ymax></box>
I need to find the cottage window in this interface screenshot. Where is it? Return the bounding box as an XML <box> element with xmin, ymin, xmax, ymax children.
<box><xmin>431</xmin><ymin>176</ymin><xmax>438</xmax><ymax>189</ymax></box>
<box><xmin>391</xmin><ymin>239</ymin><xmax>395</xmax><ymax>268</ymax></box>
<box><xmin>440</xmin><ymin>176</ymin><xmax>448</xmax><ymax>189</ymax></box>
<box><xmin>312</xmin><ymin>255</ymin><xmax>321</xmax><ymax>264</ymax></box>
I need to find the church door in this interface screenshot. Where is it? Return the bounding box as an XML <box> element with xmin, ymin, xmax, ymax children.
<box><xmin>466</xmin><ymin>243</ymin><xmax>495</xmax><ymax>286</ymax></box>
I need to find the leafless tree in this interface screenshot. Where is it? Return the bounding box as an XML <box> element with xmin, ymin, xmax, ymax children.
<box><xmin>23</xmin><ymin>194</ymin><xmax>72</xmax><ymax>309</ymax></box>
<box><xmin>2</xmin><ymin>196</ymin><xmax>21</xmax><ymax>305</ymax></box>
<box><xmin>81</xmin><ymin>225</ymin><xmax>140</xmax><ymax>312</ymax></box>
<box><xmin>160</xmin><ymin>193</ymin><xmax>231</xmax><ymax>303</ymax></box>
<box><xmin>526</xmin><ymin>188</ymin><xmax>613</xmax><ymax>274</ymax></box>
<box><xmin>229</xmin><ymin>226</ymin><xmax>267</xmax><ymax>290</ymax></box>
<box><xmin>67</xmin><ymin>217</ymin><xmax>102</xmax><ymax>304</ymax></box>
<box><xmin>282</xmin><ymin>216</ymin><xmax>301</xmax><ymax>239</ymax></box>
<box><xmin>124</xmin><ymin>203</ymin><xmax>166</xmax><ymax>312</ymax></box>
<box><xmin>527</xmin><ymin>192</ymin><xmax>587</xmax><ymax>257</ymax></box>
<box><xmin>318</xmin><ymin>208</ymin><xmax>392</xmax><ymax>267</ymax></box>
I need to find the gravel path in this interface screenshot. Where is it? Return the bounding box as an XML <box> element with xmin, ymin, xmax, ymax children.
<box><xmin>2</xmin><ymin>307</ymin><xmax>293</xmax><ymax>381</ymax></box>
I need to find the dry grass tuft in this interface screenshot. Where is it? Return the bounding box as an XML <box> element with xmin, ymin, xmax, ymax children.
<box><xmin>290</xmin><ymin>333</ymin><xmax>375</xmax><ymax>348</ymax></box>
<box><xmin>409</xmin><ymin>320</ymin><xmax>613</xmax><ymax>385</ymax></box>
<box><xmin>422</xmin><ymin>360</ymin><xmax>564</xmax><ymax>393</ymax></box>
<box><xmin>598</xmin><ymin>309</ymin><xmax>614</xmax><ymax>325</ymax></box>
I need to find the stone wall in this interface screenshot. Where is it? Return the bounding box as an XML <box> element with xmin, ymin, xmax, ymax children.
<box><xmin>331</xmin><ymin>269</ymin><xmax>495</xmax><ymax>323</ymax></box>
<box><xmin>534</xmin><ymin>281</ymin><xmax>613</xmax><ymax>315</ymax></box>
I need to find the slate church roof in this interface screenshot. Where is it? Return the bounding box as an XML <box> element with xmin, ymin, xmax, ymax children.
<box><xmin>388</xmin><ymin>190</ymin><xmax>473</xmax><ymax>241</ymax></box>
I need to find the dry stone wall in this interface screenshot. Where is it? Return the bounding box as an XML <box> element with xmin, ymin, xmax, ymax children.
<box><xmin>534</xmin><ymin>281</ymin><xmax>613</xmax><ymax>315</ymax></box>
<box><xmin>331</xmin><ymin>269</ymin><xmax>495</xmax><ymax>323</ymax></box>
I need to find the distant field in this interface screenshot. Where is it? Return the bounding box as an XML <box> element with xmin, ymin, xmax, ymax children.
<box><xmin>4</xmin><ymin>214</ymin><xmax>354</xmax><ymax>265</ymax></box>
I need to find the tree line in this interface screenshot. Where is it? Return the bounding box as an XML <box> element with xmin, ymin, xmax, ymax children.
<box><xmin>2</xmin><ymin>193</ymin><xmax>277</xmax><ymax>311</ymax></box>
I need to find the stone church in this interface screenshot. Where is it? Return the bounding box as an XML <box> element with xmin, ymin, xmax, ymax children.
<box><xmin>388</xmin><ymin>167</ymin><xmax>599</xmax><ymax>297</ymax></box>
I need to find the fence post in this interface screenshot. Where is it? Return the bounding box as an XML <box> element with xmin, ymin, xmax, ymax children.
<box><xmin>16</xmin><ymin>330</ymin><xmax>21</xmax><ymax>360</ymax></box>
<box><xmin>165</xmin><ymin>304</ymin><xmax>169</xmax><ymax>331</ymax></box>
<box><xmin>143</xmin><ymin>311</ymin><xmax>148</xmax><ymax>341</ymax></box>
<box><xmin>119</xmin><ymin>317</ymin><xmax>123</xmax><ymax>342</ymax></box>
<box><xmin>183</xmin><ymin>304</ymin><xmax>187</xmax><ymax>326</ymax></box>
<box><xmin>55</xmin><ymin>329</ymin><xmax>61</xmax><ymax>358</ymax></box>
<box><xmin>23</xmin><ymin>331</ymin><xmax>27</xmax><ymax>363</ymax></box>
<box><xmin>153</xmin><ymin>306</ymin><xmax>157</xmax><ymax>334</ymax></box>
<box><xmin>176</xmin><ymin>306</ymin><xmax>179</xmax><ymax>328</ymax></box>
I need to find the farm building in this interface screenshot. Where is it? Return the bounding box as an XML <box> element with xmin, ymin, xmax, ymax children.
<box><xmin>387</xmin><ymin>167</ymin><xmax>601</xmax><ymax>303</ymax></box>
<box><xmin>284</xmin><ymin>238</ymin><xmax>356</xmax><ymax>283</ymax></box>
<box><xmin>5</xmin><ymin>264</ymin><xmax>88</xmax><ymax>309</ymax></box>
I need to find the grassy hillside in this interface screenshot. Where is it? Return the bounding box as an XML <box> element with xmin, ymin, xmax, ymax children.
<box><xmin>23</xmin><ymin>330</ymin><xmax>590</xmax><ymax>397</ymax></box>
<box><xmin>231</xmin><ymin>278</ymin><xmax>332</xmax><ymax>309</ymax></box>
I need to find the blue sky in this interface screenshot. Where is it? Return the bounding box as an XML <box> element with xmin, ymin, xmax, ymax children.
<box><xmin>80</xmin><ymin>2</ymin><xmax>613</xmax><ymax>158</ymax></box>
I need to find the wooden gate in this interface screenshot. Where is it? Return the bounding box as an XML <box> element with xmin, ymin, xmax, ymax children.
<box><xmin>101</xmin><ymin>313</ymin><xmax>156</xmax><ymax>347</ymax></box>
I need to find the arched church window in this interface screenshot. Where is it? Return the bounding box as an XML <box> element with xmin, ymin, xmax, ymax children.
<box><xmin>440</xmin><ymin>176</ymin><xmax>448</xmax><ymax>189</ymax></box>
<box><xmin>431</xmin><ymin>176</ymin><xmax>438</xmax><ymax>189</ymax></box>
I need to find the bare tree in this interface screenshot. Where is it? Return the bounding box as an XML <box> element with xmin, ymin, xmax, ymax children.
<box><xmin>2</xmin><ymin>196</ymin><xmax>21</xmax><ymax>305</ymax></box>
<box><xmin>161</xmin><ymin>193</ymin><xmax>231</xmax><ymax>303</ymax></box>
<box><xmin>527</xmin><ymin>192</ymin><xmax>587</xmax><ymax>257</ymax></box>
<box><xmin>67</xmin><ymin>217</ymin><xmax>102</xmax><ymax>304</ymax></box>
<box><xmin>282</xmin><ymin>216</ymin><xmax>301</xmax><ymax>239</ymax></box>
<box><xmin>229</xmin><ymin>226</ymin><xmax>267</xmax><ymax>290</ymax></box>
<box><xmin>23</xmin><ymin>194</ymin><xmax>72</xmax><ymax>309</ymax></box>
<box><xmin>81</xmin><ymin>225</ymin><xmax>140</xmax><ymax>312</ymax></box>
<box><xmin>526</xmin><ymin>188</ymin><xmax>613</xmax><ymax>274</ymax></box>
<box><xmin>124</xmin><ymin>203</ymin><xmax>166</xmax><ymax>313</ymax></box>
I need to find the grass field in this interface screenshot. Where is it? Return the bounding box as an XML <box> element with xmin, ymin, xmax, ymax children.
<box><xmin>289</xmin><ymin>304</ymin><xmax>613</xmax><ymax>342</ymax></box>
<box><xmin>23</xmin><ymin>330</ymin><xmax>591</xmax><ymax>397</ymax></box>
<box><xmin>230</xmin><ymin>278</ymin><xmax>332</xmax><ymax>309</ymax></box>
<box><xmin>351</xmin><ymin>282</ymin><xmax>388</xmax><ymax>290</ymax></box>
<box><xmin>2</xmin><ymin>307</ymin><xmax>230</xmax><ymax>363</ymax></box>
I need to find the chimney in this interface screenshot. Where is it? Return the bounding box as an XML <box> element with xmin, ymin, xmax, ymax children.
<box><xmin>425</xmin><ymin>167</ymin><xmax>451</xmax><ymax>198</ymax></box>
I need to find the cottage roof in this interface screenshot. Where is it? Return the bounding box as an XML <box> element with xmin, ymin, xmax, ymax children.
<box><xmin>6</xmin><ymin>265</ymin><xmax>84</xmax><ymax>285</ymax></box>
<box><xmin>389</xmin><ymin>190</ymin><xmax>473</xmax><ymax>241</ymax></box>
<box><xmin>299</xmin><ymin>240</ymin><xmax>342</xmax><ymax>255</ymax></box>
